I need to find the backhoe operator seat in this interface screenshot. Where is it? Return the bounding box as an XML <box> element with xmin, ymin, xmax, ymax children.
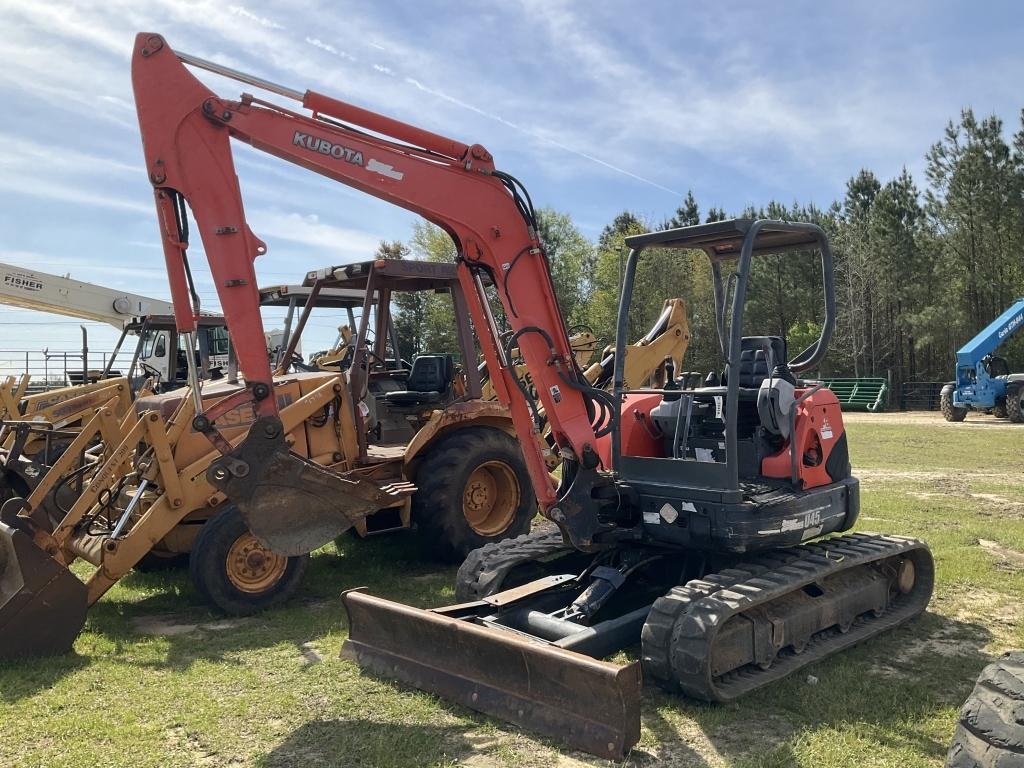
<box><xmin>382</xmin><ymin>354</ymin><xmax>453</xmax><ymax>406</ymax></box>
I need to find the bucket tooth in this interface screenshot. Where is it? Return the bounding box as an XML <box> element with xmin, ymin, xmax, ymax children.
<box><xmin>0</xmin><ymin>521</ymin><xmax>88</xmax><ymax>660</ymax></box>
<box><xmin>341</xmin><ymin>590</ymin><xmax>642</xmax><ymax>759</ymax></box>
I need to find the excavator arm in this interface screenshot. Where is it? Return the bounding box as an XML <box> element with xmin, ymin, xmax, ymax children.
<box><xmin>131</xmin><ymin>33</ymin><xmax>609</xmax><ymax>551</ymax></box>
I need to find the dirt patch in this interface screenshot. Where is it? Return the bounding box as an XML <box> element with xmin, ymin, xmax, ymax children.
<box><xmin>701</xmin><ymin>712</ymin><xmax>794</xmax><ymax>765</ymax></box>
<box><xmin>855</xmin><ymin>468</ymin><xmax>1005</xmax><ymax>483</ymax></box>
<box><xmin>844</xmin><ymin>411</ymin><xmax>1021</xmax><ymax>429</ymax></box>
<box><xmin>978</xmin><ymin>539</ymin><xmax>1024</xmax><ymax>571</ymax></box>
<box><xmin>873</xmin><ymin>587</ymin><xmax>1023</xmax><ymax>680</ymax></box>
<box><xmin>165</xmin><ymin>725</ymin><xmax>233</xmax><ymax>766</ymax></box>
<box><xmin>299</xmin><ymin>641</ymin><xmax>323</xmax><ymax>665</ymax></box>
<box><xmin>457</xmin><ymin>731</ymin><xmax>607</xmax><ymax>768</ymax></box>
<box><xmin>130</xmin><ymin>614</ymin><xmax>247</xmax><ymax>637</ymax></box>
<box><xmin>937</xmin><ymin>587</ymin><xmax>1024</xmax><ymax>643</ymax></box>
<box><xmin>857</xmin><ymin>470</ymin><xmax>1024</xmax><ymax>516</ymax></box>
<box><xmin>873</xmin><ymin>617</ymin><xmax>989</xmax><ymax>679</ymax></box>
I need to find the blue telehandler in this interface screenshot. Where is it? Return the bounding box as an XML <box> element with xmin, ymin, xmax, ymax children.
<box><xmin>940</xmin><ymin>298</ymin><xmax>1024</xmax><ymax>422</ymax></box>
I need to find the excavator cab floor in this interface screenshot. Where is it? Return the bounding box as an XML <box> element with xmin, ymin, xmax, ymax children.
<box><xmin>0</xmin><ymin>521</ymin><xmax>87</xmax><ymax>660</ymax></box>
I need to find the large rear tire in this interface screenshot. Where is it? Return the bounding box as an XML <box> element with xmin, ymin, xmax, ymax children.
<box><xmin>413</xmin><ymin>427</ymin><xmax>535</xmax><ymax>563</ymax></box>
<box><xmin>946</xmin><ymin>652</ymin><xmax>1024</xmax><ymax>767</ymax></box>
<box><xmin>189</xmin><ymin>505</ymin><xmax>309</xmax><ymax>615</ymax></box>
<box><xmin>942</xmin><ymin>390</ymin><xmax>969</xmax><ymax>422</ymax></box>
<box><xmin>1006</xmin><ymin>387</ymin><xmax>1024</xmax><ymax>424</ymax></box>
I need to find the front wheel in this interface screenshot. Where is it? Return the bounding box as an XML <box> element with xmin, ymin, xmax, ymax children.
<box><xmin>941</xmin><ymin>390</ymin><xmax>968</xmax><ymax>422</ymax></box>
<box><xmin>1006</xmin><ymin>386</ymin><xmax>1024</xmax><ymax>424</ymax></box>
<box><xmin>189</xmin><ymin>504</ymin><xmax>309</xmax><ymax>615</ymax></box>
<box><xmin>412</xmin><ymin>427</ymin><xmax>536</xmax><ymax>562</ymax></box>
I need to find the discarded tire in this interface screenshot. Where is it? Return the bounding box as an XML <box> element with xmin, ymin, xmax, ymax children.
<box><xmin>946</xmin><ymin>651</ymin><xmax>1024</xmax><ymax>767</ymax></box>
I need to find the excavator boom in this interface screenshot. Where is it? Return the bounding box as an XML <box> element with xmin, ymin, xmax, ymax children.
<box><xmin>128</xmin><ymin>33</ymin><xmax>611</xmax><ymax>553</ymax></box>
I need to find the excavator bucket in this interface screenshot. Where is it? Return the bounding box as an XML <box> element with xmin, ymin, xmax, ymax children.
<box><xmin>0</xmin><ymin>521</ymin><xmax>88</xmax><ymax>660</ymax></box>
<box><xmin>341</xmin><ymin>590</ymin><xmax>642</xmax><ymax>760</ymax></box>
<box><xmin>208</xmin><ymin>417</ymin><xmax>412</xmax><ymax>557</ymax></box>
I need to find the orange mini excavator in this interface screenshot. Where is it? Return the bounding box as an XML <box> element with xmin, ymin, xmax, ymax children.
<box><xmin>0</xmin><ymin>33</ymin><xmax>934</xmax><ymax>760</ymax></box>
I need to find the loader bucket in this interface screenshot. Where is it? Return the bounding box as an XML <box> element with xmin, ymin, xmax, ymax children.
<box><xmin>341</xmin><ymin>590</ymin><xmax>642</xmax><ymax>760</ymax></box>
<box><xmin>208</xmin><ymin>416</ymin><xmax>408</xmax><ymax>557</ymax></box>
<box><xmin>0</xmin><ymin>521</ymin><xmax>87</xmax><ymax>660</ymax></box>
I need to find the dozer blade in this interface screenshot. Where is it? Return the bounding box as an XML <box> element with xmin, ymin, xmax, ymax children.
<box><xmin>208</xmin><ymin>416</ymin><xmax>410</xmax><ymax>557</ymax></box>
<box><xmin>0</xmin><ymin>521</ymin><xmax>87</xmax><ymax>660</ymax></box>
<box><xmin>341</xmin><ymin>590</ymin><xmax>642</xmax><ymax>760</ymax></box>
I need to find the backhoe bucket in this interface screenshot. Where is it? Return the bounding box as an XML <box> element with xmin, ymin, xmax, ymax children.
<box><xmin>208</xmin><ymin>416</ymin><xmax>410</xmax><ymax>557</ymax></box>
<box><xmin>341</xmin><ymin>590</ymin><xmax>642</xmax><ymax>760</ymax></box>
<box><xmin>0</xmin><ymin>521</ymin><xmax>87</xmax><ymax>660</ymax></box>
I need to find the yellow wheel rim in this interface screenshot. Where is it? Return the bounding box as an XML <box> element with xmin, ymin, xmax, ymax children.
<box><xmin>462</xmin><ymin>460</ymin><xmax>519</xmax><ymax>536</ymax></box>
<box><xmin>225</xmin><ymin>533</ymin><xmax>288</xmax><ymax>594</ymax></box>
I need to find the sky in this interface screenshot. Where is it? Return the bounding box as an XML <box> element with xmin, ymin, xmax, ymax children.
<box><xmin>1</xmin><ymin>0</ymin><xmax>1023</xmax><ymax>373</ymax></box>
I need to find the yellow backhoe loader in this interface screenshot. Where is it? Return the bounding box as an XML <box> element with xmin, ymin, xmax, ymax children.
<box><xmin>0</xmin><ymin>258</ymin><xmax>690</xmax><ymax>656</ymax></box>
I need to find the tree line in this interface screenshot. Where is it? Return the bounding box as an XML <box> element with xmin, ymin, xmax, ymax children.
<box><xmin>378</xmin><ymin>107</ymin><xmax>1024</xmax><ymax>386</ymax></box>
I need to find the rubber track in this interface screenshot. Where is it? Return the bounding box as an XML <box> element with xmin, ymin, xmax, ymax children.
<box><xmin>643</xmin><ymin>532</ymin><xmax>934</xmax><ymax>702</ymax></box>
<box><xmin>454</xmin><ymin>527</ymin><xmax>568</xmax><ymax>602</ymax></box>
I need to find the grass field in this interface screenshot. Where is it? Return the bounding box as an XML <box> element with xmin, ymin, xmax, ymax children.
<box><xmin>2</xmin><ymin>412</ymin><xmax>1022</xmax><ymax>767</ymax></box>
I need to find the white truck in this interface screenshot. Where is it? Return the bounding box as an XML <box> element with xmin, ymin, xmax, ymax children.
<box><xmin>0</xmin><ymin>262</ymin><xmax>229</xmax><ymax>385</ymax></box>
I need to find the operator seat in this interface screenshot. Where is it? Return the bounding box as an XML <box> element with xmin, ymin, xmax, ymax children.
<box><xmin>382</xmin><ymin>354</ymin><xmax>454</xmax><ymax>406</ymax></box>
<box><xmin>736</xmin><ymin>336</ymin><xmax>787</xmax><ymax>389</ymax></box>
<box><xmin>736</xmin><ymin>336</ymin><xmax>799</xmax><ymax>438</ymax></box>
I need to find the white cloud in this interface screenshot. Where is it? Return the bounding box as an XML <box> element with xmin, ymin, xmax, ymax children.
<box><xmin>229</xmin><ymin>4</ymin><xmax>284</xmax><ymax>30</ymax></box>
<box><xmin>305</xmin><ymin>37</ymin><xmax>356</xmax><ymax>62</ymax></box>
<box><xmin>0</xmin><ymin>171</ymin><xmax>150</xmax><ymax>213</ymax></box>
<box><xmin>248</xmin><ymin>209</ymin><xmax>381</xmax><ymax>257</ymax></box>
<box><xmin>0</xmin><ymin>134</ymin><xmax>138</xmax><ymax>177</ymax></box>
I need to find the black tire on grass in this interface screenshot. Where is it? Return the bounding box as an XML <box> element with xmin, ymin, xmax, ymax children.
<box><xmin>1007</xmin><ymin>386</ymin><xmax>1024</xmax><ymax>424</ymax></box>
<box><xmin>946</xmin><ymin>651</ymin><xmax>1024</xmax><ymax>768</ymax></box>
<box><xmin>941</xmin><ymin>389</ymin><xmax>968</xmax><ymax>422</ymax></box>
<box><xmin>412</xmin><ymin>427</ymin><xmax>535</xmax><ymax>563</ymax></box>
<box><xmin>189</xmin><ymin>504</ymin><xmax>309</xmax><ymax>615</ymax></box>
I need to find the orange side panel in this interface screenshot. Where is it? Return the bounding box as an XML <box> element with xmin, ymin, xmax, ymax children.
<box><xmin>761</xmin><ymin>389</ymin><xmax>845</xmax><ymax>489</ymax></box>
<box><xmin>595</xmin><ymin>393</ymin><xmax>664</xmax><ymax>469</ymax></box>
